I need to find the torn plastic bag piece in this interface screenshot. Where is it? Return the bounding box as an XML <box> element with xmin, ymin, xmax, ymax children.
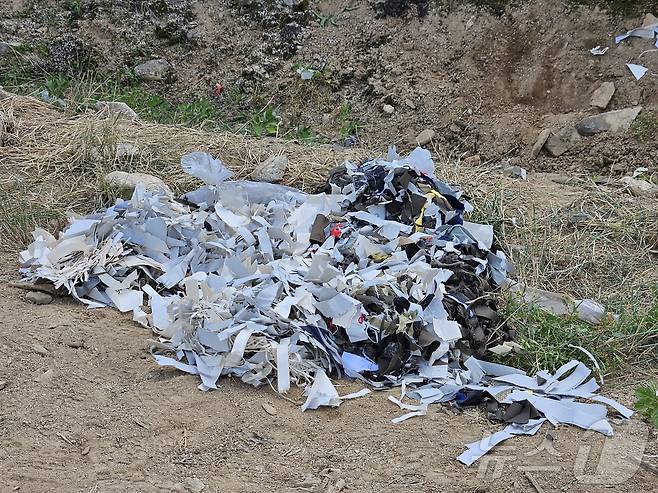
<box><xmin>457</xmin><ymin>418</ymin><xmax>546</xmax><ymax>466</ymax></box>
<box><xmin>181</xmin><ymin>152</ymin><xmax>233</xmax><ymax>185</ymax></box>
<box><xmin>301</xmin><ymin>369</ymin><xmax>342</xmax><ymax>411</ymax></box>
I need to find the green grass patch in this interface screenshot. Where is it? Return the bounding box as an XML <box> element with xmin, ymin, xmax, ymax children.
<box><xmin>631</xmin><ymin>113</ymin><xmax>658</xmax><ymax>144</ymax></box>
<box><xmin>495</xmin><ymin>295</ymin><xmax>658</xmax><ymax>374</ymax></box>
<box><xmin>635</xmin><ymin>382</ymin><xmax>658</xmax><ymax>428</ymax></box>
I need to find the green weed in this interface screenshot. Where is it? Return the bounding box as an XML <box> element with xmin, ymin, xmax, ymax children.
<box><xmin>495</xmin><ymin>294</ymin><xmax>658</xmax><ymax>374</ymax></box>
<box><xmin>44</xmin><ymin>74</ymin><xmax>70</xmax><ymax>98</ymax></box>
<box><xmin>631</xmin><ymin>113</ymin><xmax>658</xmax><ymax>144</ymax></box>
<box><xmin>250</xmin><ymin>107</ymin><xmax>280</xmax><ymax>137</ymax></box>
<box><xmin>635</xmin><ymin>382</ymin><xmax>658</xmax><ymax>428</ymax></box>
<box><xmin>337</xmin><ymin>102</ymin><xmax>360</xmax><ymax>141</ymax></box>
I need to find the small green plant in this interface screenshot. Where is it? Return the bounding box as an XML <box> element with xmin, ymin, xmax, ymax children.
<box><xmin>313</xmin><ymin>4</ymin><xmax>358</xmax><ymax>27</ymax></box>
<box><xmin>338</xmin><ymin>102</ymin><xmax>360</xmax><ymax>141</ymax></box>
<box><xmin>496</xmin><ymin>295</ymin><xmax>658</xmax><ymax>374</ymax></box>
<box><xmin>313</xmin><ymin>10</ymin><xmax>338</xmax><ymax>27</ymax></box>
<box><xmin>44</xmin><ymin>74</ymin><xmax>70</xmax><ymax>98</ymax></box>
<box><xmin>67</xmin><ymin>0</ymin><xmax>83</xmax><ymax>18</ymax></box>
<box><xmin>174</xmin><ymin>98</ymin><xmax>219</xmax><ymax>127</ymax></box>
<box><xmin>635</xmin><ymin>382</ymin><xmax>658</xmax><ymax>428</ymax></box>
<box><xmin>295</xmin><ymin>125</ymin><xmax>316</xmax><ymax>143</ymax></box>
<box><xmin>250</xmin><ymin>107</ymin><xmax>280</xmax><ymax>137</ymax></box>
<box><xmin>631</xmin><ymin>113</ymin><xmax>658</xmax><ymax>143</ymax></box>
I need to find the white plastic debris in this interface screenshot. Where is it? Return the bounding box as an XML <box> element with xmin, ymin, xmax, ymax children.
<box><xmin>627</xmin><ymin>63</ymin><xmax>649</xmax><ymax>80</ymax></box>
<box><xmin>589</xmin><ymin>45</ymin><xmax>609</xmax><ymax>56</ymax></box>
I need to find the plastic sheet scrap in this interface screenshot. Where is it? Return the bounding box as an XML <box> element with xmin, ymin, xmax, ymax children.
<box><xmin>18</xmin><ymin>147</ymin><xmax>631</xmax><ymax>464</ymax></box>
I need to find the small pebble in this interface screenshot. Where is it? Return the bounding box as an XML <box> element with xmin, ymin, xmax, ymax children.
<box><xmin>382</xmin><ymin>104</ymin><xmax>394</xmax><ymax>114</ymax></box>
<box><xmin>66</xmin><ymin>339</ymin><xmax>85</xmax><ymax>349</ymax></box>
<box><xmin>81</xmin><ymin>445</ymin><xmax>91</xmax><ymax>456</ymax></box>
<box><xmin>25</xmin><ymin>291</ymin><xmax>53</xmax><ymax>305</ymax></box>
<box><xmin>262</xmin><ymin>402</ymin><xmax>277</xmax><ymax>416</ymax></box>
<box><xmin>184</xmin><ymin>477</ymin><xmax>205</xmax><ymax>493</ymax></box>
<box><xmin>32</xmin><ymin>344</ymin><xmax>49</xmax><ymax>356</ymax></box>
<box><xmin>0</xmin><ymin>380</ymin><xmax>7</xmax><ymax>391</ymax></box>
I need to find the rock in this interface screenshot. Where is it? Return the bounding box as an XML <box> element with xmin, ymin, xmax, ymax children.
<box><xmin>252</xmin><ymin>155</ymin><xmax>288</xmax><ymax>183</ymax></box>
<box><xmin>414</xmin><ymin>129</ymin><xmax>435</xmax><ymax>146</ymax></box>
<box><xmin>81</xmin><ymin>445</ymin><xmax>91</xmax><ymax>456</ymax></box>
<box><xmin>619</xmin><ymin>176</ymin><xmax>658</xmax><ymax>196</ymax></box>
<box><xmin>641</xmin><ymin>13</ymin><xmax>658</xmax><ymax>28</ymax></box>
<box><xmin>576</xmin><ymin>106</ymin><xmax>642</xmax><ymax>136</ymax></box>
<box><xmin>134</xmin><ymin>59</ymin><xmax>173</xmax><ymax>82</ymax></box>
<box><xmin>185</xmin><ymin>28</ymin><xmax>203</xmax><ymax>43</ymax></box>
<box><xmin>95</xmin><ymin>101</ymin><xmax>138</xmax><ymax>120</ymax></box>
<box><xmin>403</xmin><ymin>99</ymin><xmax>416</xmax><ymax>110</ymax></box>
<box><xmin>504</xmin><ymin>165</ymin><xmax>527</xmax><ymax>180</ymax></box>
<box><xmin>25</xmin><ymin>291</ymin><xmax>53</xmax><ymax>305</ymax></box>
<box><xmin>544</xmin><ymin>125</ymin><xmax>581</xmax><ymax>157</ymax></box>
<box><xmin>35</xmin><ymin>368</ymin><xmax>54</xmax><ymax>384</ymax></box>
<box><xmin>32</xmin><ymin>344</ymin><xmax>49</xmax><ymax>356</ymax></box>
<box><xmin>103</xmin><ymin>171</ymin><xmax>171</xmax><ymax>196</ymax></box>
<box><xmin>531</xmin><ymin>128</ymin><xmax>552</xmax><ymax>159</ymax></box>
<box><xmin>0</xmin><ymin>380</ymin><xmax>6</xmax><ymax>391</ymax></box>
<box><xmin>0</xmin><ymin>41</ymin><xmax>21</xmax><ymax>57</ymax></box>
<box><xmin>115</xmin><ymin>143</ymin><xmax>140</xmax><ymax>160</ymax></box>
<box><xmin>550</xmin><ymin>174</ymin><xmax>575</xmax><ymax>185</ymax></box>
<box><xmin>590</xmin><ymin>82</ymin><xmax>615</xmax><ymax>110</ymax></box>
<box><xmin>184</xmin><ymin>478</ymin><xmax>205</xmax><ymax>493</ymax></box>
<box><xmin>66</xmin><ymin>338</ymin><xmax>85</xmax><ymax>349</ymax></box>
<box><xmin>382</xmin><ymin>104</ymin><xmax>394</xmax><ymax>114</ymax></box>
<box><xmin>262</xmin><ymin>402</ymin><xmax>277</xmax><ymax>416</ymax></box>
<box><xmin>464</xmin><ymin>154</ymin><xmax>481</xmax><ymax>166</ymax></box>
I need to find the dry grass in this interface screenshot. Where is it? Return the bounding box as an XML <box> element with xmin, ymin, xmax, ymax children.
<box><xmin>2</xmin><ymin>92</ymin><xmax>657</xmax><ymax>311</ymax></box>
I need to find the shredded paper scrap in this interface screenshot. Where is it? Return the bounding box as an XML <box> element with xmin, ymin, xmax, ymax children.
<box><xmin>19</xmin><ymin>147</ymin><xmax>631</xmax><ymax>464</ymax></box>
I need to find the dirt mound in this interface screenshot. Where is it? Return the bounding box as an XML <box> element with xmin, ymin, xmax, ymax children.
<box><xmin>2</xmin><ymin>1</ymin><xmax>657</xmax><ymax>176</ymax></box>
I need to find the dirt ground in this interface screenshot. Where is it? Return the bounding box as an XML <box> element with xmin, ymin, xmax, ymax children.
<box><xmin>1</xmin><ymin>252</ymin><xmax>656</xmax><ymax>492</ymax></box>
<box><xmin>2</xmin><ymin>1</ymin><xmax>658</xmax><ymax>491</ymax></box>
<box><xmin>2</xmin><ymin>1</ymin><xmax>658</xmax><ymax>176</ymax></box>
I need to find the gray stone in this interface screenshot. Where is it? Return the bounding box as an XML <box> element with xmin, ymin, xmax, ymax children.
<box><xmin>576</xmin><ymin>106</ymin><xmax>642</xmax><ymax>136</ymax></box>
<box><xmin>104</xmin><ymin>171</ymin><xmax>171</xmax><ymax>196</ymax></box>
<box><xmin>184</xmin><ymin>478</ymin><xmax>205</xmax><ymax>493</ymax></box>
<box><xmin>252</xmin><ymin>155</ymin><xmax>288</xmax><ymax>183</ymax></box>
<box><xmin>134</xmin><ymin>58</ymin><xmax>173</xmax><ymax>82</ymax></box>
<box><xmin>32</xmin><ymin>344</ymin><xmax>49</xmax><ymax>356</ymax></box>
<box><xmin>642</xmin><ymin>13</ymin><xmax>658</xmax><ymax>27</ymax></box>
<box><xmin>414</xmin><ymin>129</ymin><xmax>435</xmax><ymax>146</ymax></box>
<box><xmin>0</xmin><ymin>41</ymin><xmax>22</xmax><ymax>57</ymax></box>
<box><xmin>404</xmin><ymin>99</ymin><xmax>416</xmax><ymax>110</ymax></box>
<box><xmin>590</xmin><ymin>82</ymin><xmax>615</xmax><ymax>110</ymax></box>
<box><xmin>382</xmin><ymin>104</ymin><xmax>394</xmax><ymax>114</ymax></box>
<box><xmin>531</xmin><ymin>128</ymin><xmax>551</xmax><ymax>158</ymax></box>
<box><xmin>0</xmin><ymin>380</ymin><xmax>6</xmax><ymax>391</ymax></box>
<box><xmin>619</xmin><ymin>176</ymin><xmax>658</xmax><ymax>197</ymax></box>
<box><xmin>544</xmin><ymin>125</ymin><xmax>581</xmax><ymax>157</ymax></box>
<box><xmin>504</xmin><ymin>165</ymin><xmax>527</xmax><ymax>180</ymax></box>
<box><xmin>95</xmin><ymin>101</ymin><xmax>138</xmax><ymax>120</ymax></box>
<box><xmin>25</xmin><ymin>291</ymin><xmax>53</xmax><ymax>305</ymax></box>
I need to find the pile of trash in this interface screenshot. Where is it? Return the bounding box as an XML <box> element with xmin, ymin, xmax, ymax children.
<box><xmin>18</xmin><ymin>147</ymin><xmax>631</xmax><ymax>464</ymax></box>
